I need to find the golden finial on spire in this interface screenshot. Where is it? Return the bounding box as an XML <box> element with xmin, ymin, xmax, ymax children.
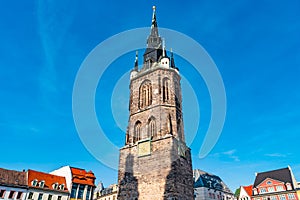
<box><xmin>153</xmin><ymin>6</ymin><xmax>156</xmax><ymax>11</ymax></box>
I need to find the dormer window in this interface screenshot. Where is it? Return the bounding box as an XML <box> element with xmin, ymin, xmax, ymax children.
<box><xmin>286</xmin><ymin>183</ymin><xmax>292</xmax><ymax>190</ymax></box>
<box><xmin>39</xmin><ymin>180</ymin><xmax>45</xmax><ymax>188</ymax></box>
<box><xmin>253</xmin><ymin>188</ymin><xmax>258</xmax><ymax>195</ymax></box>
<box><xmin>59</xmin><ymin>184</ymin><xmax>65</xmax><ymax>190</ymax></box>
<box><xmin>52</xmin><ymin>183</ymin><xmax>59</xmax><ymax>190</ymax></box>
<box><xmin>31</xmin><ymin>179</ymin><xmax>38</xmax><ymax>186</ymax></box>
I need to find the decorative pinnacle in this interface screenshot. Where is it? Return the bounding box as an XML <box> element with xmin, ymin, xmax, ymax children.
<box><xmin>134</xmin><ymin>51</ymin><xmax>138</xmax><ymax>70</ymax></box>
<box><xmin>153</xmin><ymin>6</ymin><xmax>156</xmax><ymax>11</ymax></box>
<box><xmin>170</xmin><ymin>48</ymin><xmax>175</xmax><ymax>68</ymax></box>
<box><xmin>162</xmin><ymin>38</ymin><xmax>166</xmax><ymax>57</ymax></box>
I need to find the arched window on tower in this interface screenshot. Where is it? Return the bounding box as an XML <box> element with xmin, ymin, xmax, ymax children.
<box><xmin>134</xmin><ymin>121</ymin><xmax>142</xmax><ymax>142</ymax></box>
<box><xmin>139</xmin><ymin>80</ymin><xmax>152</xmax><ymax>109</ymax></box>
<box><xmin>163</xmin><ymin>78</ymin><xmax>170</xmax><ymax>102</ymax></box>
<box><xmin>148</xmin><ymin>117</ymin><xmax>156</xmax><ymax>138</ymax></box>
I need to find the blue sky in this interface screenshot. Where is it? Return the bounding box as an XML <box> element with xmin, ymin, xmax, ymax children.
<box><xmin>1</xmin><ymin>0</ymin><xmax>300</xmax><ymax>191</ymax></box>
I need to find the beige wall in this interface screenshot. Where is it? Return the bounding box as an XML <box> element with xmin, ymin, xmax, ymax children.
<box><xmin>97</xmin><ymin>192</ymin><xmax>117</xmax><ymax>200</ymax></box>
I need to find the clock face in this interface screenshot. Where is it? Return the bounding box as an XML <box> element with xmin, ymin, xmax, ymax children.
<box><xmin>138</xmin><ymin>140</ymin><xmax>151</xmax><ymax>157</ymax></box>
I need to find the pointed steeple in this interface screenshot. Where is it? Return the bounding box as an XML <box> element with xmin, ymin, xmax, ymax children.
<box><xmin>150</xmin><ymin>6</ymin><xmax>158</xmax><ymax>37</ymax></box>
<box><xmin>146</xmin><ymin>6</ymin><xmax>162</xmax><ymax>49</ymax></box>
<box><xmin>143</xmin><ymin>6</ymin><xmax>163</xmax><ymax>68</ymax></box>
<box><xmin>134</xmin><ymin>51</ymin><xmax>138</xmax><ymax>71</ymax></box>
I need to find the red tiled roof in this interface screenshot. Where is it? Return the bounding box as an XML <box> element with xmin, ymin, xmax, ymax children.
<box><xmin>0</xmin><ymin>168</ymin><xmax>27</xmax><ymax>187</ymax></box>
<box><xmin>70</xmin><ymin>167</ymin><xmax>95</xmax><ymax>186</ymax></box>
<box><xmin>243</xmin><ymin>185</ymin><xmax>253</xmax><ymax>197</ymax></box>
<box><xmin>27</xmin><ymin>169</ymin><xmax>68</xmax><ymax>192</ymax></box>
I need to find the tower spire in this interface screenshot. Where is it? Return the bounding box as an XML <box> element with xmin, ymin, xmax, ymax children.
<box><xmin>146</xmin><ymin>6</ymin><xmax>162</xmax><ymax>49</ymax></box>
<box><xmin>143</xmin><ymin>6</ymin><xmax>163</xmax><ymax>68</ymax></box>
<box><xmin>151</xmin><ymin>6</ymin><xmax>158</xmax><ymax>30</ymax></box>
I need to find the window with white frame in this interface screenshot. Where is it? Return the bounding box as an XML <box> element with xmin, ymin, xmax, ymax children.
<box><xmin>268</xmin><ymin>187</ymin><xmax>275</xmax><ymax>192</ymax></box>
<box><xmin>254</xmin><ymin>189</ymin><xmax>258</xmax><ymax>195</ymax></box>
<box><xmin>16</xmin><ymin>192</ymin><xmax>22</xmax><ymax>199</ymax></box>
<box><xmin>86</xmin><ymin>186</ymin><xmax>91</xmax><ymax>200</ymax></box>
<box><xmin>286</xmin><ymin>183</ymin><xmax>292</xmax><ymax>190</ymax></box>
<box><xmin>8</xmin><ymin>191</ymin><xmax>15</xmax><ymax>199</ymax></box>
<box><xmin>287</xmin><ymin>194</ymin><xmax>295</xmax><ymax>199</ymax></box>
<box><xmin>28</xmin><ymin>192</ymin><xmax>33</xmax><ymax>199</ymax></box>
<box><xmin>52</xmin><ymin>182</ymin><xmax>59</xmax><ymax>190</ymax></box>
<box><xmin>270</xmin><ymin>196</ymin><xmax>277</xmax><ymax>200</ymax></box>
<box><xmin>276</xmin><ymin>186</ymin><xmax>284</xmax><ymax>191</ymax></box>
<box><xmin>38</xmin><ymin>193</ymin><xmax>43</xmax><ymax>200</ymax></box>
<box><xmin>78</xmin><ymin>185</ymin><xmax>84</xmax><ymax>199</ymax></box>
<box><xmin>48</xmin><ymin>194</ymin><xmax>52</xmax><ymax>200</ymax></box>
<box><xmin>31</xmin><ymin>179</ymin><xmax>38</xmax><ymax>186</ymax></box>
<box><xmin>39</xmin><ymin>180</ymin><xmax>45</xmax><ymax>188</ymax></box>
<box><xmin>70</xmin><ymin>183</ymin><xmax>78</xmax><ymax>198</ymax></box>
<box><xmin>260</xmin><ymin>188</ymin><xmax>267</xmax><ymax>194</ymax></box>
<box><xmin>0</xmin><ymin>190</ymin><xmax>6</xmax><ymax>198</ymax></box>
<box><xmin>279</xmin><ymin>195</ymin><xmax>286</xmax><ymax>200</ymax></box>
<box><xmin>59</xmin><ymin>184</ymin><xmax>64</xmax><ymax>190</ymax></box>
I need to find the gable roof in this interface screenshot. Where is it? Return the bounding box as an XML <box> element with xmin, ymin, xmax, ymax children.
<box><xmin>27</xmin><ymin>169</ymin><xmax>68</xmax><ymax>192</ymax></box>
<box><xmin>242</xmin><ymin>185</ymin><xmax>253</xmax><ymax>197</ymax></box>
<box><xmin>254</xmin><ymin>167</ymin><xmax>295</xmax><ymax>189</ymax></box>
<box><xmin>0</xmin><ymin>168</ymin><xmax>27</xmax><ymax>187</ymax></box>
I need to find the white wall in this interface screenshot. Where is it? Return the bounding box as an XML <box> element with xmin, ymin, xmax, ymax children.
<box><xmin>238</xmin><ymin>187</ymin><xmax>251</xmax><ymax>200</ymax></box>
<box><xmin>50</xmin><ymin>166</ymin><xmax>72</xmax><ymax>193</ymax></box>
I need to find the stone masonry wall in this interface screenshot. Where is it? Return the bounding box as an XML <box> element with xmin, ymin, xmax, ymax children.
<box><xmin>118</xmin><ymin>136</ymin><xmax>194</xmax><ymax>200</ymax></box>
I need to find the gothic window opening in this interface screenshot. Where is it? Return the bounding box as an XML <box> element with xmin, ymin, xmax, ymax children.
<box><xmin>134</xmin><ymin>121</ymin><xmax>142</xmax><ymax>142</ymax></box>
<box><xmin>167</xmin><ymin>114</ymin><xmax>173</xmax><ymax>135</ymax></box>
<box><xmin>163</xmin><ymin>78</ymin><xmax>170</xmax><ymax>102</ymax></box>
<box><xmin>148</xmin><ymin>117</ymin><xmax>156</xmax><ymax>138</ymax></box>
<box><xmin>139</xmin><ymin>80</ymin><xmax>152</xmax><ymax>109</ymax></box>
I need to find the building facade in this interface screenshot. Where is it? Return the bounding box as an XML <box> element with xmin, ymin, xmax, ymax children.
<box><xmin>193</xmin><ymin>169</ymin><xmax>235</xmax><ymax>200</ymax></box>
<box><xmin>0</xmin><ymin>168</ymin><xmax>27</xmax><ymax>200</ymax></box>
<box><xmin>93</xmin><ymin>182</ymin><xmax>104</xmax><ymax>200</ymax></box>
<box><xmin>252</xmin><ymin>167</ymin><xmax>299</xmax><ymax>200</ymax></box>
<box><xmin>26</xmin><ymin>169</ymin><xmax>69</xmax><ymax>200</ymax></box>
<box><xmin>51</xmin><ymin>166</ymin><xmax>95</xmax><ymax>200</ymax></box>
<box><xmin>117</xmin><ymin>6</ymin><xmax>194</xmax><ymax>200</ymax></box>
<box><xmin>94</xmin><ymin>184</ymin><xmax>117</xmax><ymax>200</ymax></box>
<box><xmin>237</xmin><ymin>185</ymin><xmax>253</xmax><ymax>200</ymax></box>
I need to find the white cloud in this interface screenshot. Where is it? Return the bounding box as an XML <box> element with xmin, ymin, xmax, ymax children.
<box><xmin>212</xmin><ymin>149</ymin><xmax>240</xmax><ymax>162</ymax></box>
<box><xmin>265</xmin><ymin>153</ymin><xmax>287</xmax><ymax>158</ymax></box>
